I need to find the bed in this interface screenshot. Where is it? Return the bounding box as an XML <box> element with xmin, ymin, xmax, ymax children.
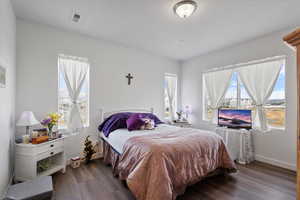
<box><xmin>98</xmin><ymin>108</ymin><xmax>237</xmax><ymax>200</ymax></box>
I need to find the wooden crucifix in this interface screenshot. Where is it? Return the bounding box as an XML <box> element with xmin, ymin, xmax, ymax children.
<box><xmin>126</xmin><ymin>73</ymin><xmax>134</xmax><ymax>85</ymax></box>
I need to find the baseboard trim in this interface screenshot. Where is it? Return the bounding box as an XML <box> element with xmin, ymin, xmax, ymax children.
<box><xmin>255</xmin><ymin>154</ymin><xmax>296</xmax><ymax>171</ymax></box>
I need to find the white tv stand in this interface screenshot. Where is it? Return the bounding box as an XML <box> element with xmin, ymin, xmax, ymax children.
<box><xmin>215</xmin><ymin>126</ymin><xmax>254</xmax><ymax>164</ymax></box>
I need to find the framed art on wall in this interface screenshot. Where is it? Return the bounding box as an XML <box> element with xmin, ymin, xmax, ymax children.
<box><xmin>0</xmin><ymin>64</ymin><xmax>6</xmax><ymax>88</ymax></box>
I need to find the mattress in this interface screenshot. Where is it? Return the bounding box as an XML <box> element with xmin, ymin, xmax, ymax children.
<box><xmin>101</xmin><ymin>124</ymin><xmax>181</xmax><ymax>154</ymax></box>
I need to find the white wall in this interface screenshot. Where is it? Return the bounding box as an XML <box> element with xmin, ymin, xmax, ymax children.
<box><xmin>16</xmin><ymin>20</ymin><xmax>181</xmax><ymax>159</ymax></box>
<box><xmin>0</xmin><ymin>0</ymin><xmax>16</xmax><ymax>196</ymax></box>
<box><xmin>182</xmin><ymin>28</ymin><xmax>297</xmax><ymax>170</ymax></box>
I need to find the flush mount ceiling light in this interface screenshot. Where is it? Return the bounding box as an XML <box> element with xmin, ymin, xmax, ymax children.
<box><xmin>173</xmin><ymin>0</ymin><xmax>197</xmax><ymax>18</ymax></box>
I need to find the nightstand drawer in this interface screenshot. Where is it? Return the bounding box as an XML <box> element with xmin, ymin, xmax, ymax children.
<box><xmin>37</xmin><ymin>147</ymin><xmax>64</xmax><ymax>161</ymax></box>
<box><xmin>35</xmin><ymin>140</ymin><xmax>63</xmax><ymax>154</ymax></box>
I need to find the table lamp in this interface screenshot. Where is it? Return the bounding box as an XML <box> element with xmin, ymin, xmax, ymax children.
<box><xmin>17</xmin><ymin>111</ymin><xmax>40</xmax><ymax>135</ymax></box>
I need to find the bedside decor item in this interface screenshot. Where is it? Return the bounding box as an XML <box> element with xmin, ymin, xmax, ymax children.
<box><xmin>22</xmin><ymin>135</ymin><xmax>30</xmax><ymax>144</ymax></box>
<box><xmin>71</xmin><ymin>156</ymin><xmax>81</xmax><ymax>168</ymax></box>
<box><xmin>15</xmin><ymin>136</ymin><xmax>23</xmax><ymax>144</ymax></box>
<box><xmin>37</xmin><ymin>157</ymin><xmax>52</xmax><ymax>174</ymax></box>
<box><xmin>83</xmin><ymin>135</ymin><xmax>96</xmax><ymax>164</ymax></box>
<box><xmin>17</xmin><ymin>111</ymin><xmax>40</xmax><ymax>135</ymax></box>
<box><xmin>32</xmin><ymin>135</ymin><xmax>49</xmax><ymax>144</ymax></box>
<box><xmin>31</xmin><ymin>131</ymin><xmax>39</xmax><ymax>138</ymax></box>
<box><xmin>41</xmin><ymin>113</ymin><xmax>61</xmax><ymax>138</ymax></box>
<box><xmin>33</xmin><ymin>128</ymin><xmax>48</xmax><ymax>137</ymax></box>
<box><xmin>176</xmin><ymin>110</ymin><xmax>183</xmax><ymax>121</ymax></box>
<box><xmin>183</xmin><ymin>105</ymin><xmax>192</xmax><ymax>122</ymax></box>
<box><xmin>0</xmin><ymin>64</ymin><xmax>6</xmax><ymax>88</ymax></box>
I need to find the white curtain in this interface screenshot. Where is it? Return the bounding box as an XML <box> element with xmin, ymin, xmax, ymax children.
<box><xmin>59</xmin><ymin>56</ymin><xmax>89</xmax><ymax>131</ymax></box>
<box><xmin>165</xmin><ymin>75</ymin><xmax>177</xmax><ymax>121</ymax></box>
<box><xmin>237</xmin><ymin>59</ymin><xmax>283</xmax><ymax>131</ymax></box>
<box><xmin>204</xmin><ymin>69</ymin><xmax>233</xmax><ymax>123</ymax></box>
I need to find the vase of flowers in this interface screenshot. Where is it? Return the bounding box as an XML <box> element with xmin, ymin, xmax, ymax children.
<box><xmin>41</xmin><ymin>113</ymin><xmax>61</xmax><ymax>139</ymax></box>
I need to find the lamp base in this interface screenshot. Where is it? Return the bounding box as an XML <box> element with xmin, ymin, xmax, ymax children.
<box><xmin>26</xmin><ymin>126</ymin><xmax>30</xmax><ymax>135</ymax></box>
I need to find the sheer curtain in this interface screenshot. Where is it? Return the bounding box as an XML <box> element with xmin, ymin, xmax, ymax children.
<box><xmin>165</xmin><ymin>75</ymin><xmax>177</xmax><ymax>121</ymax></box>
<box><xmin>237</xmin><ymin>59</ymin><xmax>284</xmax><ymax>131</ymax></box>
<box><xmin>59</xmin><ymin>55</ymin><xmax>89</xmax><ymax>131</ymax></box>
<box><xmin>203</xmin><ymin>69</ymin><xmax>233</xmax><ymax>123</ymax></box>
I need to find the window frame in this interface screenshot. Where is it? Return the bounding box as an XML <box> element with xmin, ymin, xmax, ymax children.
<box><xmin>202</xmin><ymin>57</ymin><xmax>286</xmax><ymax>131</ymax></box>
<box><xmin>57</xmin><ymin>55</ymin><xmax>90</xmax><ymax>130</ymax></box>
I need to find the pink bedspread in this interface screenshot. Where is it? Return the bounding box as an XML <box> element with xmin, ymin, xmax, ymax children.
<box><xmin>105</xmin><ymin>128</ymin><xmax>236</xmax><ymax>200</ymax></box>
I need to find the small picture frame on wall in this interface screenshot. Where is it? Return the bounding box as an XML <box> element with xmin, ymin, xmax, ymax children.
<box><xmin>0</xmin><ymin>64</ymin><xmax>6</xmax><ymax>88</ymax></box>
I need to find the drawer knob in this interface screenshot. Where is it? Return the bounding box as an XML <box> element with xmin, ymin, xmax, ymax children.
<box><xmin>50</xmin><ymin>152</ymin><xmax>54</xmax><ymax>155</ymax></box>
<box><xmin>50</xmin><ymin>144</ymin><xmax>54</xmax><ymax>147</ymax></box>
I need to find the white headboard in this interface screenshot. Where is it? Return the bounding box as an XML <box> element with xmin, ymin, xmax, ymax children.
<box><xmin>99</xmin><ymin>108</ymin><xmax>154</xmax><ymax>123</ymax></box>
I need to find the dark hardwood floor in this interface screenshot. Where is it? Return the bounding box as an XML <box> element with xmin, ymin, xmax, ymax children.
<box><xmin>52</xmin><ymin>159</ymin><xmax>296</xmax><ymax>200</ymax></box>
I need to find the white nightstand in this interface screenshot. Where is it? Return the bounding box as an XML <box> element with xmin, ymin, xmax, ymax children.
<box><xmin>171</xmin><ymin>121</ymin><xmax>192</xmax><ymax>128</ymax></box>
<box><xmin>15</xmin><ymin>137</ymin><xmax>66</xmax><ymax>182</ymax></box>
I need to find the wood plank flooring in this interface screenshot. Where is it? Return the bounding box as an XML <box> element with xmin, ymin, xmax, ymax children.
<box><xmin>52</xmin><ymin>160</ymin><xmax>296</xmax><ymax>200</ymax></box>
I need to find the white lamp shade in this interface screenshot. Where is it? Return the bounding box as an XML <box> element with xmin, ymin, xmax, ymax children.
<box><xmin>17</xmin><ymin>111</ymin><xmax>40</xmax><ymax>126</ymax></box>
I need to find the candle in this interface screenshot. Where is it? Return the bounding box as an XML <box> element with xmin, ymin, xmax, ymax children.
<box><xmin>31</xmin><ymin>131</ymin><xmax>38</xmax><ymax>138</ymax></box>
<box><xmin>22</xmin><ymin>135</ymin><xmax>30</xmax><ymax>144</ymax></box>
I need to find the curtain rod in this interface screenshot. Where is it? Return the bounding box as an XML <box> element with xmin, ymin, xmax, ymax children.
<box><xmin>203</xmin><ymin>55</ymin><xmax>286</xmax><ymax>74</ymax></box>
<box><xmin>58</xmin><ymin>54</ymin><xmax>89</xmax><ymax>63</ymax></box>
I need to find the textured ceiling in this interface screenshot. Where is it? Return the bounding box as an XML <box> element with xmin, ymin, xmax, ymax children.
<box><xmin>12</xmin><ymin>0</ymin><xmax>300</xmax><ymax>61</ymax></box>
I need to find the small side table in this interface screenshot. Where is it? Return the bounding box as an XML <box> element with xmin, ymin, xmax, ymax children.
<box><xmin>215</xmin><ymin>127</ymin><xmax>254</xmax><ymax>164</ymax></box>
<box><xmin>15</xmin><ymin>137</ymin><xmax>66</xmax><ymax>182</ymax></box>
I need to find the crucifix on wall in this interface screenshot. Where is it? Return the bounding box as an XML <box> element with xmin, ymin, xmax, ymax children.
<box><xmin>126</xmin><ymin>73</ymin><xmax>134</xmax><ymax>85</ymax></box>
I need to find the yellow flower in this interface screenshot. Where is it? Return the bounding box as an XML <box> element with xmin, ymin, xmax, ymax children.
<box><xmin>47</xmin><ymin>112</ymin><xmax>61</xmax><ymax>125</ymax></box>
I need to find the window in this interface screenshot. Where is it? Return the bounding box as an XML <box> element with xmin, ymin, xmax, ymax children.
<box><xmin>164</xmin><ymin>74</ymin><xmax>177</xmax><ymax>120</ymax></box>
<box><xmin>58</xmin><ymin>55</ymin><xmax>90</xmax><ymax>129</ymax></box>
<box><xmin>265</xmin><ymin>66</ymin><xmax>285</xmax><ymax>128</ymax></box>
<box><xmin>203</xmin><ymin>72</ymin><xmax>254</xmax><ymax>121</ymax></box>
<box><xmin>203</xmin><ymin>59</ymin><xmax>285</xmax><ymax>129</ymax></box>
<box><xmin>220</xmin><ymin>72</ymin><xmax>254</xmax><ymax>109</ymax></box>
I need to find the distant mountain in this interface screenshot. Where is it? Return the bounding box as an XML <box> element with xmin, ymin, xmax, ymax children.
<box><xmin>266</xmin><ymin>99</ymin><xmax>285</xmax><ymax>105</ymax></box>
<box><xmin>219</xmin><ymin>117</ymin><xmax>250</xmax><ymax>125</ymax></box>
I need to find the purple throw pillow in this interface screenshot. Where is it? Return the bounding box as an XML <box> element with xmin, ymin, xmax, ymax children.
<box><xmin>98</xmin><ymin>112</ymin><xmax>132</xmax><ymax>137</ymax></box>
<box><xmin>126</xmin><ymin>114</ymin><xmax>145</xmax><ymax>131</ymax></box>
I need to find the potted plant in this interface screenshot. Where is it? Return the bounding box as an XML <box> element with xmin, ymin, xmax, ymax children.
<box><xmin>84</xmin><ymin>136</ymin><xmax>96</xmax><ymax>164</ymax></box>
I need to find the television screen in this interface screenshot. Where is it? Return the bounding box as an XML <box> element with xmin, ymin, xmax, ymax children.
<box><xmin>218</xmin><ymin>109</ymin><xmax>252</xmax><ymax>129</ymax></box>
